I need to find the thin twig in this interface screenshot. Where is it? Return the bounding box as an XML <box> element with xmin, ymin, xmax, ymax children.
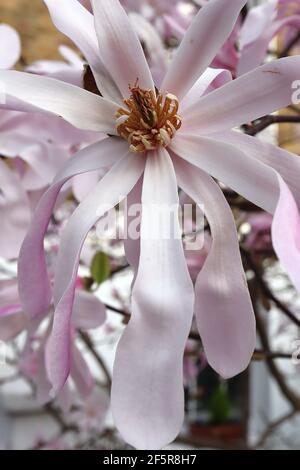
<box><xmin>78</xmin><ymin>330</ymin><xmax>112</xmax><ymax>389</ymax></box>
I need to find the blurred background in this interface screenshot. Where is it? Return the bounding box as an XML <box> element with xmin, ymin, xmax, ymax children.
<box><xmin>1</xmin><ymin>0</ymin><xmax>300</xmax><ymax>450</ymax></box>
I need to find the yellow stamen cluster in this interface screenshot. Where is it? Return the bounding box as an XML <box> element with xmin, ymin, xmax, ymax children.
<box><xmin>115</xmin><ymin>85</ymin><xmax>182</xmax><ymax>153</ymax></box>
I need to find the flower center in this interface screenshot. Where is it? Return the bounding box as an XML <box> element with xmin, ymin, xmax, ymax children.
<box><xmin>115</xmin><ymin>85</ymin><xmax>182</xmax><ymax>153</ymax></box>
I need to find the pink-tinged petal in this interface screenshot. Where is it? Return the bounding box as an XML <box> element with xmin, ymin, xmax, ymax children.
<box><xmin>238</xmin><ymin>19</ymin><xmax>300</xmax><ymax>75</ymax></box>
<box><xmin>238</xmin><ymin>0</ymin><xmax>300</xmax><ymax>75</ymax></box>
<box><xmin>208</xmin><ymin>130</ymin><xmax>300</xmax><ymax>208</ymax></box>
<box><xmin>0</xmin><ymin>24</ymin><xmax>21</xmax><ymax>69</ymax></box>
<box><xmin>181</xmin><ymin>68</ymin><xmax>232</xmax><ymax>111</ymax></box>
<box><xmin>0</xmin><ymin>70</ymin><xmax>118</xmax><ymax>133</ymax></box>
<box><xmin>72</xmin><ymin>170</ymin><xmax>103</xmax><ymax>202</ymax></box>
<box><xmin>237</xmin><ymin>36</ymin><xmax>271</xmax><ymax>77</ymax></box>
<box><xmin>72</xmin><ymin>289</ymin><xmax>106</xmax><ymax>330</ymax></box>
<box><xmin>112</xmin><ymin>148</ymin><xmax>194</xmax><ymax>450</ymax></box>
<box><xmin>26</xmin><ymin>59</ymin><xmax>83</xmax><ymax>88</ymax></box>
<box><xmin>44</xmin><ymin>0</ymin><xmax>121</xmax><ymax>103</ymax></box>
<box><xmin>70</xmin><ymin>343</ymin><xmax>94</xmax><ymax>398</ymax></box>
<box><xmin>170</xmin><ymin>134</ymin><xmax>278</xmax><ymax>213</ymax></box>
<box><xmin>0</xmin><ymin>279</ymin><xmax>19</xmax><ymax>307</ymax></box>
<box><xmin>0</xmin><ymin>160</ymin><xmax>31</xmax><ymax>259</ymax></box>
<box><xmin>0</xmin><ymin>310</ymin><xmax>25</xmax><ymax>341</ymax></box>
<box><xmin>272</xmin><ymin>175</ymin><xmax>300</xmax><ymax>292</ymax></box>
<box><xmin>161</xmin><ymin>0</ymin><xmax>246</xmax><ymax>99</ymax></box>
<box><xmin>46</xmin><ymin>153</ymin><xmax>145</xmax><ymax>394</ymax></box>
<box><xmin>18</xmin><ymin>138</ymin><xmax>126</xmax><ymax>321</ymax></box>
<box><xmin>239</xmin><ymin>0</ymin><xmax>276</xmax><ymax>48</ymax></box>
<box><xmin>31</xmin><ymin>342</ymin><xmax>52</xmax><ymax>405</ymax></box>
<box><xmin>182</xmin><ymin>56</ymin><xmax>300</xmax><ymax>134</ymax></box>
<box><xmin>123</xmin><ymin>176</ymin><xmax>143</xmax><ymax>272</ymax></box>
<box><xmin>92</xmin><ymin>0</ymin><xmax>154</xmax><ymax>97</ymax></box>
<box><xmin>173</xmin><ymin>155</ymin><xmax>256</xmax><ymax>378</ymax></box>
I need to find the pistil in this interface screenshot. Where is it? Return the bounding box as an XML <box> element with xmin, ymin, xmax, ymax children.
<box><xmin>115</xmin><ymin>85</ymin><xmax>182</xmax><ymax>153</ymax></box>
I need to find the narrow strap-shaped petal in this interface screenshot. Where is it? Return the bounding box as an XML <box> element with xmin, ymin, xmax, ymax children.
<box><xmin>0</xmin><ymin>70</ymin><xmax>118</xmax><ymax>133</ymax></box>
<box><xmin>111</xmin><ymin>148</ymin><xmax>194</xmax><ymax>450</ymax></box>
<box><xmin>173</xmin><ymin>135</ymin><xmax>300</xmax><ymax>300</ymax></box>
<box><xmin>18</xmin><ymin>138</ymin><xmax>127</xmax><ymax>321</ymax></box>
<box><xmin>44</xmin><ymin>0</ymin><xmax>122</xmax><ymax>103</ymax></box>
<box><xmin>0</xmin><ymin>24</ymin><xmax>21</xmax><ymax>69</ymax></box>
<box><xmin>181</xmin><ymin>68</ymin><xmax>232</xmax><ymax>111</ymax></box>
<box><xmin>182</xmin><ymin>56</ymin><xmax>300</xmax><ymax>134</ymax></box>
<box><xmin>272</xmin><ymin>175</ymin><xmax>300</xmax><ymax>293</ymax></box>
<box><xmin>171</xmin><ymin>134</ymin><xmax>278</xmax><ymax>213</ymax></box>
<box><xmin>123</xmin><ymin>176</ymin><xmax>143</xmax><ymax>272</ymax></box>
<box><xmin>238</xmin><ymin>0</ymin><xmax>277</xmax><ymax>49</ymax></box>
<box><xmin>46</xmin><ymin>153</ymin><xmax>145</xmax><ymax>394</ymax></box>
<box><xmin>207</xmin><ymin>130</ymin><xmax>300</xmax><ymax>208</ymax></box>
<box><xmin>91</xmin><ymin>0</ymin><xmax>154</xmax><ymax>97</ymax></box>
<box><xmin>70</xmin><ymin>343</ymin><xmax>94</xmax><ymax>398</ymax></box>
<box><xmin>173</xmin><ymin>155</ymin><xmax>256</xmax><ymax>378</ymax></box>
<box><xmin>72</xmin><ymin>289</ymin><xmax>106</xmax><ymax>330</ymax></box>
<box><xmin>161</xmin><ymin>0</ymin><xmax>246</xmax><ymax>99</ymax></box>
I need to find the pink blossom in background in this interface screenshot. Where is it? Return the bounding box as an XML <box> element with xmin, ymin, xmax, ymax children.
<box><xmin>237</xmin><ymin>0</ymin><xmax>300</xmax><ymax>75</ymax></box>
<box><xmin>0</xmin><ymin>24</ymin><xmax>21</xmax><ymax>69</ymax></box>
<box><xmin>0</xmin><ymin>26</ymin><xmax>102</xmax><ymax>258</ymax></box>
<box><xmin>0</xmin><ymin>273</ymin><xmax>106</xmax><ymax>410</ymax></box>
<box><xmin>1</xmin><ymin>0</ymin><xmax>300</xmax><ymax>449</ymax></box>
<box><xmin>243</xmin><ymin>213</ymin><xmax>273</xmax><ymax>252</ymax></box>
<box><xmin>121</xmin><ymin>0</ymin><xmax>197</xmax><ymax>39</ymax></box>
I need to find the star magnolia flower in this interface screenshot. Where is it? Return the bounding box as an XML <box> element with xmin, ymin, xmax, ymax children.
<box><xmin>2</xmin><ymin>0</ymin><xmax>300</xmax><ymax>449</ymax></box>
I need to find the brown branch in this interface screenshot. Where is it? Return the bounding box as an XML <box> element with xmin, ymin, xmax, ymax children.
<box><xmin>245</xmin><ymin>115</ymin><xmax>300</xmax><ymax>136</ymax></box>
<box><xmin>252</xmin><ymin>410</ymin><xmax>297</xmax><ymax>449</ymax></box>
<box><xmin>280</xmin><ymin>31</ymin><xmax>300</xmax><ymax>58</ymax></box>
<box><xmin>242</xmin><ymin>248</ymin><xmax>300</xmax><ymax>329</ymax></box>
<box><xmin>254</xmin><ymin>311</ymin><xmax>300</xmax><ymax>409</ymax></box>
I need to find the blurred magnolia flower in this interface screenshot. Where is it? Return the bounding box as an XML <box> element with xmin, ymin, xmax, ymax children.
<box><xmin>243</xmin><ymin>213</ymin><xmax>273</xmax><ymax>252</ymax></box>
<box><xmin>1</xmin><ymin>0</ymin><xmax>300</xmax><ymax>449</ymax></box>
<box><xmin>26</xmin><ymin>45</ymin><xmax>84</xmax><ymax>87</ymax></box>
<box><xmin>71</xmin><ymin>388</ymin><xmax>110</xmax><ymax>435</ymax></box>
<box><xmin>121</xmin><ymin>0</ymin><xmax>197</xmax><ymax>38</ymax></box>
<box><xmin>0</xmin><ymin>27</ymin><xmax>101</xmax><ymax>258</ymax></box>
<box><xmin>170</xmin><ymin>0</ymin><xmax>300</xmax><ymax>77</ymax></box>
<box><xmin>237</xmin><ymin>0</ymin><xmax>300</xmax><ymax>75</ymax></box>
<box><xmin>0</xmin><ymin>24</ymin><xmax>21</xmax><ymax>70</ymax></box>
<box><xmin>0</xmin><ymin>275</ymin><xmax>106</xmax><ymax>409</ymax></box>
<box><xmin>0</xmin><ymin>279</ymin><xmax>26</xmax><ymax>341</ymax></box>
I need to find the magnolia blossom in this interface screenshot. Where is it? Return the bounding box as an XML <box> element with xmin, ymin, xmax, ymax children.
<box><xmin>0</xmin><ymin>275</ymin><xmax>106</xmax><ymax>408</ymax></box>
<box><xmin>26</xmin><ymin>45</ymin><xmax>84</xmax><ymax>87</ymax></box>
<box><xmin>243</xmin><ymin>213</ymin><xmax>273</xmax><ymax>252</ymax></box>
<box><xmin>121</xmin><ymin>0</ymin><xmax>196</xmax><ymax>38</ymax></box>
<box><xmin>1</xmin><ymin>0</ymin><xmax>300</xmax><ymax>449</ymax></box>
<box><xmin>0</xmin><ymin>26</ymin><xmax>100</xmax><ymax>258</ymax></box>
<box><xmin>0</xmin><ymin>24</ymin><xmax>21</xmax><ymax>70</ymax></box>
<box><xmin>168</xmin><ymin>0</ymin><xmax>300</xmax><ymax>77</ymax></box>
<box><xmin>237</xmin><ymin>0</ymin><xmax>300</xmax><ymax>75</ymax></box>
